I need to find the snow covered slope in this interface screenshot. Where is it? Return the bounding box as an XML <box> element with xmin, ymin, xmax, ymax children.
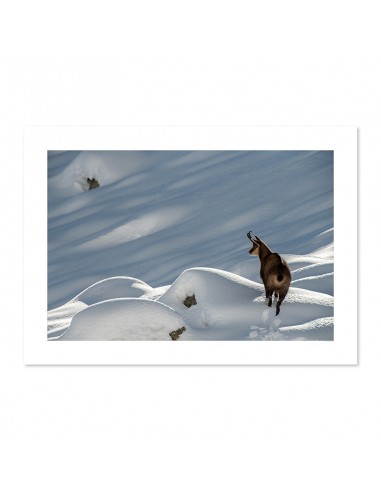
<box><xmin>48</xmin><ymin>150</ymin><xmax>333</xmax><ymax>341</ymax></box>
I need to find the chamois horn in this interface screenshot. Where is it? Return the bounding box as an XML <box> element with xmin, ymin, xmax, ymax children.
<box><xmin>247</xmin><ymin>231</ymin><xmax>256</xmax><ymax>242</ymax></box>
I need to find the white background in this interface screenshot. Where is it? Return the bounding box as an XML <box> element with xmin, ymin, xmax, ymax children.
<box><xmin>25</xmin><ymin>126</ymin><xmax>356</xmax><ymax>364</ymax></box>
<box><xmin>1</xmin><ymin>1</ymin><xmax>379</xmax><ymax>491</ymax></box>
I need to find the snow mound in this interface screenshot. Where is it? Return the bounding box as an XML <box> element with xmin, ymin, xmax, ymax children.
<box><xmin>58</xmin><ymin>298</ymin><xmax>186</xmax><ymax>341</ymax></box>
<box><xmin>48</xmin><ymin>267</ymin><xmax>333</xmax><ymax>341</ymax></box>
<box><xmin>159</xmin><ymin>268</ymin><xmax>263</xmax><ymax>340</ymax></box>
<box><xmin>159</xmin><ymin>267</ymin><xmax>333</xmax><ymax>340</ymax></box>
<box><xmin>48</xmin><ymin>277</ymin><xmax>156</xmax><ymax>339</ymax></box>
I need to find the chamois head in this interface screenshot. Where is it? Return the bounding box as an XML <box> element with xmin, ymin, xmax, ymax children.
<box><xmin>247</xmin><ymin>231</ymin><xmax>262</xmax><ymax>256</ymax></box>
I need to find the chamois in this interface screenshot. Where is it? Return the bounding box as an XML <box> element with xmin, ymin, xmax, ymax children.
<box><xmin>247</xmin><ymin>231</ymin><xmax>291</xmax><ymax>315</ymax></box>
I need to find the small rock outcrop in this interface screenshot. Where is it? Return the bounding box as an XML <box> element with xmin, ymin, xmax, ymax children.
<box><xmin>87</xmin><ymin>177</ymin><xmax>100</xmax><ymax>190</ymax></box>
<box><xmin>183</xmin><ymin>294</ymin><xmax>197</xmax><ymax>308</ymax></box>
<box><xmin>169</xmin><ymin>327</ymin><xmax>186</xmax><ymax>341</ymax></box>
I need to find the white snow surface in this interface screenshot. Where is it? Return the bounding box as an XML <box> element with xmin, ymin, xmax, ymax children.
<box><xmin>48</xmin><ymin>150</ymin><xmax>333</xmax><ymax>341</ymax></box>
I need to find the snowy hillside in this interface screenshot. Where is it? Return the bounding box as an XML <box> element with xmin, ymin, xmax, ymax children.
<box><xmin>48</xmin><ymin>150</ymin><xmax>333</xmax><ymax>341</ymax></box>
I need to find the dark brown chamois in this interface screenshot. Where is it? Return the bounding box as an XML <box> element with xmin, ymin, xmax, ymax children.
<box><xmin>247</xmin><ymin>231</ymin><xmax>291</xmax><ymax>316</ymax></box>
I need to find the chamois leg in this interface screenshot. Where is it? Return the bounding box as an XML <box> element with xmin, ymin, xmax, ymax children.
<box><xmin>276</xmin><ymin>293</ymin><xmax>286</xmax><ymax>316</ymax></box>
<box><xmin>265</xmin><ymin>287</ymin><xmax>274</xmax><ymax>307</ymax></box>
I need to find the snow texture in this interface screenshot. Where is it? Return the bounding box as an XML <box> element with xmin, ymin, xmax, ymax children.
<box><xmin>48</xmin><ymin>150</ymin><xmax>333</xmax><ymax>341</ymax></box>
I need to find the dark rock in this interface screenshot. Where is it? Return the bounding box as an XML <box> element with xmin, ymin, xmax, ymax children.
<box><xmin>87</xmin><ymin>177</ymin><xmax>100</xmax><ymax>190</ymax></box>
<box><xmin>184</xmin><ymin>294</ymin><xmax>197</xmax><ymax>308</ymax></box>
<box><xmin>169</xmin><ymin>327</ymin><xmax>186</xmax><ymax>340</ymax></box>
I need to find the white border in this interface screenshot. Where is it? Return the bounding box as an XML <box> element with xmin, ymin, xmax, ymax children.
<box><xmin>24</xmin><ymin>126</ymin><xmax>357</xmax><ymax>365</ymax></box>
